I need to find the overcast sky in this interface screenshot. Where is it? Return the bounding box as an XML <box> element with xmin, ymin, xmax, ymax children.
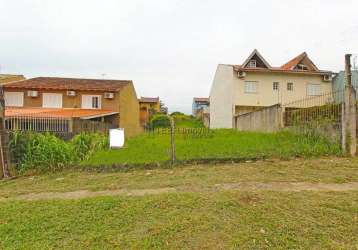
<box><xmin>1</xmin><ymin>0</ymin><xmax>358</xmax><ymax>113</ymax></box>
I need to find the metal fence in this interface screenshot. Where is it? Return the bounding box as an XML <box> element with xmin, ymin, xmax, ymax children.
<box><xmin>5</xmin><ymin>116</ymin><xmax>71</xmax><ymax>132</ymax></box>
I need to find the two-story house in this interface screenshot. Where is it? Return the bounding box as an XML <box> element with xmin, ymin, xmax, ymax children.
<box><xmin>209</xmin><ymin>49</ymin><xmax>333</xmax><ymax>129</ymax></box>
<box><xmin>4</xmin><ymin>77</ymin><xmax>141</xmax><ymax>137</ymax></box>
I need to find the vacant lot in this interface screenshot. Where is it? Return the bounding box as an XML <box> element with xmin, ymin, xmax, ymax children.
<box><xmin>1</xmin><ymin>157</ymin><xmax>358</xmax><ymax>249</ymax></box>
<box><xmin>83</xmin><ymin>130</ymin><xmax>341</xmax><ymax>166</ymax></box>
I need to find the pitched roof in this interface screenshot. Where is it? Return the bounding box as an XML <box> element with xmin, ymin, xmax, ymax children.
<box><xmin>4</xmin><ymin>77</ymin><xmax>131</xmax><ymax>91</ymax></box>
<box><xmin>234</xmin><ymin>51</ymin><xmax>330</xmax><ymax>75</ymax></box>
<box><xmin>193</xmin><ymin>97</ymin><xmax>209</xmax><ymax>103</ymax></box>
<box><xmin>241</xmin><ymin>49</ymin><xmax>271</xmax><ymax>69</ymax></box>
<box><xmin>280</xmin><ymin>52</ymin><xmax>319</xmax><ymax>71</ymax></box>
<box><xmin>5</xmin><ymin>107</ymin><xmax>118</xmax><ymax>119</ymax></box>
<box><xmin>139</xmin><ymin>97</ymin><xmax>159</xmax><ymax>103</ymax></box>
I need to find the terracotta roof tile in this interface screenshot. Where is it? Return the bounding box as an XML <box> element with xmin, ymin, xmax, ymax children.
<box><xmin>281</xmin><ymin>52</ymin><xmax>308</xmax><ymax>70</ymax></box>
<box><xmin>4</xmin><ymin>77</ymin><xmax>131</xmax><ymax>91</ymax></box>
<box><xmin>5</xmin><ymin>107</ymin><xmax>118</xmax><ymax>119</ymax></box>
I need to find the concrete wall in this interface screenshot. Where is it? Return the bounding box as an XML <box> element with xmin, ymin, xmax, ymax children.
<box><xmin>235</xmin><ymin>104</ymin><xmax>283</xmax><ymax>132</ymax></box>
<box><xmin>209</xmin><ymin>64</ymin><xmax>235</xmax><ymax>129</ymax></box>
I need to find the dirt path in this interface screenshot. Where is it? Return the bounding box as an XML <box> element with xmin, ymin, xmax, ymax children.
<box><xmin>2</xmin><ymin>182</ymin><xmax>358</xmax><ymax>202</ymax></box>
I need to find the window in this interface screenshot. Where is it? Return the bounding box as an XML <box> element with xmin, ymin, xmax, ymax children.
<box><xmin>248</xmin><ymin>60</ymin><xmax>257</xmax><ymax>68</ymax></box>
<box><xmin>287</xmin><ymin>82</ymin><xmax>293</xmax><ymax>91</ymax></box>
<box><xmin>296</xmin><ymin>64</ymin><xmax>308</xmax><ymax>71</ymax></box>
<box><xmin>244</xmin><ymin>81</ymin><xmax>258</xmax><ymax>93</ymax></box>
<box><xmin>42</xmin><ymin>93</ymin><xmax>63</xmax><ymax>108</ymax></box>
<box><xmin>4</xmin><ymin>92</ymin><xmax>24</xmax><ymax>107</ymax></box>
<box><xmin>82</xmin><ymin>95</ymin><xmax>102</xmax><ymax>109</ymax></box>
<box><xmin>307</xmin><ymin>84</ymin><xmax>321</xmax><ymax>96</ymax></box>
<box><xmin>273</xmin><ymin>82</ymin><xmax>279</xmax><ymax>91</ymax></box>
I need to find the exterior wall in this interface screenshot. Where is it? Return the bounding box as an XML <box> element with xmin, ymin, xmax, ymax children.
<box><xmin>119</xmin><ymin>84</ymin><xmax>142</xmax><ymax>137</ymax></box>
<box><xmin>209</xmin><ymin>64</ymin><xmax>235</xmax><ymax>128</ymax></box>
<box><xmin>235</xmin><ymin>104</ymin><xmax>283</xmax><ymax>132</ymax></box>
<box><xmin>0</xmin><ymin>75</ymin><xmax>25</xmax><ymax>85</ymax></box>
<box><xmin>3</xmin><ymin>88</ymin><xmax>121</xmax><ymax>112</ymax></box>
<box><xmin>209</xmin><ymin>64</ymin><xmax>333</xmax><ymax>129</ymax></box>
<box><xmin>233</xmin><ymin>72</ymin><xmax>332</xmax><ymax>109</ymax></box>
<box><xmin>139</xmin><ymin>101</ymin><xmax>160</xmax><ymax>126</ymax></box>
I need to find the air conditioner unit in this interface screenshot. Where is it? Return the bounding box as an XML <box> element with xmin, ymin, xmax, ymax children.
<box><xmin>104</xmin><ymin>92</ymin><xmax>114</xmax><ymax>99</ymax></box>
<box><xmin>67</xmin><ymin>90</ymin><xmax>76</xmax><ymax>96</ymax></box>
<box><xmin>323</xmin><ymin>75</ymin><xmax>332</xmax><ymax>82</ymax></box>
<box><xmin>27</xmin><ymin>90</ymin><xmax>38</xmax><ymax>97</ymax></box>
<box><xmin>238</xmin><ymin>71</ymin><xmax>246</xmax><ymax>79</ymax></box>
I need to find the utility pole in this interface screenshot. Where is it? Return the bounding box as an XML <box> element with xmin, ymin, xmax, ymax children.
<box><xmin>0</xmin><ymin>86</ymin><xmax>10</xmax><ymax>178</ymax></box>
<box><xmin>342</xmin><ymin>54</ymin><xmax>357</xmax><ymax>156</ymax></box>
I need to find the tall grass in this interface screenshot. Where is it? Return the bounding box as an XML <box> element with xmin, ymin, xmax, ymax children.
<box><xmin>9</xmin><ymin>132</ymin><xmax>108</xmax><ymax>173</ymax></box>
<box><xmin>84</xmin><ymin>129</ymin><xmax>341</xmax><ymax>167</ymax></box>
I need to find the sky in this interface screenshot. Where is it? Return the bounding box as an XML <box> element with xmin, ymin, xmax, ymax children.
<box><xmin>1</xmin><ymin>0</ymin><xmax>358</xmax><ymax>113</ymax></box>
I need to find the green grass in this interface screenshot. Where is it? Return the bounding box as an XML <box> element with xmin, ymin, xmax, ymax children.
<box><xmin>83</xmin><ymin>130</ymin><xmax>341</xmax><ymax>167</ymax></box>
<box><xmin>1</xmin><ymin>158</ymin><xmax>358</xmax><ymax>249</ymax></box>
<box><xmin>1</xmin><ymin>157</ymin><xmax>358</xmax><ymax>198</ymax></box>
<box><xmin>1</xmin><ymin>191</ymin><xmax>357</xmax><ymax>249</ymax></box>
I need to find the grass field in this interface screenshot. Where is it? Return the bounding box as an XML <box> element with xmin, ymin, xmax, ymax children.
<box><xmin>1</xmin><ymin>158</ymin><xmax>358</xmax><ymax>249</ymax></box>
<box><xmin>83</xmin><ymin>130</ymin><xmax>341</xmax><ymax>167</ymax></box>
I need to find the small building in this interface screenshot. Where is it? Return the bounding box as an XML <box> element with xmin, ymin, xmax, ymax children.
<box><xmin>192</xmin><ymin>97</ymin><xmax>210</xmax><ymax>116</ymax></box>
<box><xmin>4</xmin><ymin>77</ymin><xmax>142</xmax><ymax>137</ymax></box>
<box><xmin>209</xmin><ymin>49</ymin><xmax>333</xmax><ymax>129</ymax></box>
<box><xmin>138</xmin><ymin>97</ymin><xmax>160</xmax><ymax>126</ymax></box>
<box><xmin>0</xmin><ymin>74</ymin><xmax>25</xmax><ymax>85</ymax></box>
<box><xmin>332</xmin><ymin>70</ymin><xmax>358</xmax><ymax>103</ymax></box>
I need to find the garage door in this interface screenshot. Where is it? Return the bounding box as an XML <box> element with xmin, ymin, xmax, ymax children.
<box><xmin>4</xmin><ymin>92</ymin><xmax>24</xmax><ymax>107</ymax></box>
<box><xmin>42</xmin><ymin>93</ymin><xmax>63</xmax><ymax>108</ymax></box>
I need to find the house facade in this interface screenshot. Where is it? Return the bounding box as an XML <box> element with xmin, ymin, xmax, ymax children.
<box><xmin>138</xmin><ymin>97</ymin><xmax>160</xmax><ymax>126</ymax></box>
<box><xmin>4</xmin><ymin>77</ymin><xmax>141</xmax><ymax>137</ymax></box>
<box><xmin>209</xmin><ymin>50</ymin><xmax>333</xmax><ymax>129</ymax></box>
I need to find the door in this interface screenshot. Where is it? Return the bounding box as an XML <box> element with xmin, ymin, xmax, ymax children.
<box><xmin>42</xmin><ymin>93</ymin><xmax>63</xmax><ymax>108</ymax></box>
<box><xmin>4</xmin><ymin>92</ymin><xmax>24</xmax><ymax>107</ymax></box>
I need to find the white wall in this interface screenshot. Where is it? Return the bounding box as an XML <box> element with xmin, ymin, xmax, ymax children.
<box><xmin>209</xmin><ymin>64</ymin><xmax>235</xmax><ymax>128</ymax></box>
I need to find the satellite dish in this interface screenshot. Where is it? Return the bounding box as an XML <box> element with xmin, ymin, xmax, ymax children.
<box><xmin>109</xmin><ymin>128</ymin><xmax>125</xmax><ymax>148</ymax></box>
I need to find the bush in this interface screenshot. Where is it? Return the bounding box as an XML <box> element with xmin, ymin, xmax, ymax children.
<box><xmin>9</xmin><ymin>131</ymin><xmax>108</xmax><ymax>173</ymax></box>
<box><xmin>9</xmin><ymin>132</ymin><xmax>75</xmax><ymax>173</ymax></box>
<box><xmin>150</xmin><ymin>114</ymin><xmax>171</xmax><ymax>128</ymax></box>
<box><xmin>70</xmin><ymin>133</ymin><xmax>109</xmax><ymax>161</ymax></box>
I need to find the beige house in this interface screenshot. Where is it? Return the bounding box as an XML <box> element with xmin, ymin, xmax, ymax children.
<box><xmin>4</xmin><ymin>77</ymin><xmax>142</xmax><ymax>137</ymax></box>
<box><xmin>209</xmin><ymin>49</ymin><xmax>333</xmax><ymax>129</ymax></box>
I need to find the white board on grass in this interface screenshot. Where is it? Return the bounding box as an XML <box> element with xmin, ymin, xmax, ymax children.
<box><xmin>109</xmin><ymin>128</ymin><xmax>125</xmax><ymax>148</ymax></box>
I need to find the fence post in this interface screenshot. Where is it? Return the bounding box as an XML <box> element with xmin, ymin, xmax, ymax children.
<box><xmin>343</xmin><ymin>54</ymin><xmax>357</xmax><ymax>156</ymax></box>
<box><xmin>0</xmin><ymin>86</ymin><xmax>10</xmax><ymax>178</ymax></box>
<box><xmin>169</xmin><ymin>116</ymin><xmax>176</xmax><ymax>165</ymax></box>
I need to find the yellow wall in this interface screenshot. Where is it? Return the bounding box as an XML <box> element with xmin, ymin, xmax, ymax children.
<box><xmin>139</xmin><ymin>101</ymin><xmax>160</xmax><ymax>112</ymax></box>
<box><xmin>119</xmin><ymin>84</ymin><xmax>142</xmax><ymax>137</ymax></box>
<box><xmin>233</xmin><ymin>72</ymin><xmax>332</xmax><ymax>110</ymax></box>
<box><xmin>4</xmin><ymin>86</ymin><xmax>142</xmax><ymax>137</ymax></box>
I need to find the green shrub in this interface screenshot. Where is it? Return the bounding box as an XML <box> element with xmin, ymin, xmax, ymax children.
<box><xmin>150</xmin><ymin>114</ymin><xmax>171</xmax><ymax>128</ymax></box>
<box><xmin>9</xmin><ymin>131</ymin><xmax>108</xmax><ymax>173</ymax></box>
<box><xmin>70</xmin><ymin>133</ymin><xmax>109</xmax><ymax>161</ymax></box>
<box><xmin>9</xmin><ymin>132</ymin><xmax>75</xmax><ymax>173</ymax></box>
